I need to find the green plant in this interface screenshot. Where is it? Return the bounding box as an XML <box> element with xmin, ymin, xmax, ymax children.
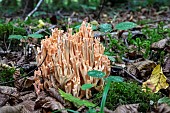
<box><xmin>0</xmin><ymin>65</ymin><xmax>16</xmax><ymax>86</ymax></box>
<box><xmin>0</xmin><ymin>23</ymin><xmax>27</xmax><ymax>51</ymax></box>
<box><xmin>128</xmin><ymin>37</ymin><xmax>151</xmax><ymax>58</ymax></box>
<box><xmin>105</xmin><ymin>34</ymin><xmax>127</xmax><ymax>60</ymax></box>
<box><xmin>57</xmin><ymin>70</ymin><xmax>123</xmax><ymax>113</ymax></box>
<box><xmin>87</xmin><ymin>70</ymin><xmax>124</xmax><ymax>113</ymax></box>
<box><xmin>93</xmin><ymin>82</ymin><xmax>160</xmax><ymax>112</ymax></box>
<box><xmin>99</xmin><ymin>23</ymin><xmax>112</xmax><ymax>33</ymax></box>
<box><xmin>158</xmin><ymin>97</ymin><xmax>170</xmax><ymax>106</ymax></box>
<box><xmin>115</xmin><ymin>21</ymin><xmax>137</xmax><ymax>30</ymax></box>
<box><xmin>58</xmin><ymin>89</ymin><xmax>96</xmax><ymax>108</ymax></box>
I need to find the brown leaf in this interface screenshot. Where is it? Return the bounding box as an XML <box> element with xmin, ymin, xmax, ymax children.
<box><xmin>113</xmin><ymin>104</ymin><xmax>139</xmax><ymax>113</ymax></box>
<box><xmin>42</xmin><ymin>97</ymin><xmax>68</xmax><ymax>113</ymax></box>
<box><xmin>164</xmin><ymin>57</ymin><xmax>170</xmax><ymax>73</ymax></box>
<box><xmin>127</xmin><ymin>60</ymin><xmax>156</xmax><ymax>79</ymax></box>
<box><xmin>0</xmin><ymin>105</ymin><xmax>30</xmax><ymax>113</ymax></box>
<box><xmin>19</xmin><ymin>91</ymin><xmax>36</xmax><ymax>101</ymax></box>
<box><xmin>19</xmin><ymin>100</ymin><xmax>35</xmax><ymax>112</ymax></box>
<box><xmin>151</xmin><ymin>38</ymin><xmax>170</xmax><ymax>49</ymax></box>
<box><xmin>34</xmin><ymin>91</ymin><xmax>48</xmax><ymax>110</ymax></box>
<box><xmin>0</xmin><ymin>94</ymin><xmax>9</xmax><ymax>107</ymax></box>
<box><xmin>23</xmin><ymin>76</ymin><xmax>34</xmax><ymax>88</ymax></box>
<box><xmin>157</xmin><ymin>104</ymin><xmax>170</xmax><ymax>113</ymax></box>
<box><xmin>0</xmin><ymin>86</ymin><xmax>18</xmax><ymax>97</ymax></box>
<box><xmin>47</xmin><ymin>87</ymin><xmax>65</xmax><ymax>104</ymax></box>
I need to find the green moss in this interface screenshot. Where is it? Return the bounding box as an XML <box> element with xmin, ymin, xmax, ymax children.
<box><xmin>93</xmin><ymin>82</ymin><xmax>160</xmax><ymax>112</ymax></box>
<box><xmin>0</xmin><ymin>66</ymin><xmax>16</xmax><ymax>86</ymax></box>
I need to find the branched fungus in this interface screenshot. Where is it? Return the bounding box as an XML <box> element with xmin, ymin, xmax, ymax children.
<box><xmin>34</xmin><ymin>21</ymin><xmax>110</xmax><ymax>99</ymax></box>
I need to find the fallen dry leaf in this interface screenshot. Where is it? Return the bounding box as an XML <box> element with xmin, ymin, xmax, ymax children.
<box><xmin>47</xmin><ymin>87</ymin><xmax>65</xmax><ymax>104</ymax></box>
<box><xmin>42</xmin><ymin>97</ymin><xmax>68</xmax><ymax>113</ymax></box>
<box><xmin>19</xmin><ymin>100</ymin><xmax>35</xmax><ymax>112</ymax></box>
<box><xmin>0</xmin><ymin>94</ymin><xmax>9</xmax><ymax>107</ymax></box>
<box><xmin>164</xmin><ymin>56</ymin><xmax>170</xmax><ymax>73</ymax></box>
<box><xmin>151</xmin><ymin>38</ymin><xmax>170</xmax><ymax>49</ymax></box>
<box><xmin>0</xmin><ymin>86</ymin><xmax>19</xmax><ymax>97</ymax></box>
<box><xmin>142</xmin><ymin>64</ymin><xmax>169</xmax><ymax>93</ymax></box>
<box><xmin>19</xmin><ymin>91</ymin><xmax>36</xmax><ymax>101</ymax></box>
<box><xmin>0</xmin><ymin>105</ymin><xmax>30</xmax><ymax>113</ymax></box>
<box><xmin>157</xmin><ymin>104</ymin><xmax>170</xmax><ymax>113</ymax></box>
<box><xmin>127</xmin><ymin>59</ymin><xmax>156</xmax><ymax>79</ymax></box>
<box><xmin>113</xmin><ymin>104</ymin><xmax>139</xmax><ymax>113</ymax></box>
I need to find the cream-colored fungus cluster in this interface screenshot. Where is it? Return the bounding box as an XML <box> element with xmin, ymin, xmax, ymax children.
<box><xmin>34</xmin><ymin>21</ymin><xmax>110</xmax><ymax>99</ymax></box>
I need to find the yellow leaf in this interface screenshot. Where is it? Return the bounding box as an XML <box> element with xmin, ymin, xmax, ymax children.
<box><xmin>90</xmin><ymin>20</ymin><xmax>99</xmax><ymax>26</ymax></box>
<box><xmin>37</xmin><ymin>20</ymin><xmax>45</xmax><ymax>28</ymax></box>
<box><xmin>142</xmin><ymin>64</ymin><xmax>169</xmax><ymax>93</ymax></box>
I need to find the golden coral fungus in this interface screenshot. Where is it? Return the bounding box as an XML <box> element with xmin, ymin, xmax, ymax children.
<box><xmin>34</xmin><ymin>21</ymin><xmax>110</xmax><ymax>99</ymax></box>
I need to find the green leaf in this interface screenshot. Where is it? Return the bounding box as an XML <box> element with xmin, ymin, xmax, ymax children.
<box><xmin>107</xmin><ymin>56</ymin><xmax>115</xmax><ymax>62</ymax></box>
<box><xmin>81</xmin><ymin>84</ymin><xmax>93</xmax><ymax>90</ymax></box>
<box><xmin>100</xmin><ymin>80</ymin><xmax>111</xmax><ymax>113</ymax></box>
<box><xmin>91</xmin><ymin>25</ymin><xmax>97</xmax><ymax>31</ymax></box>
<box><xmin>104</xmin><ymin>76</ymin><xmax>124</xmax><ymax>82</ymax></box>
<box><xmin>28</xmin><ymin>33</ymin><xmax>43</xmax><ymax>38</ymax></box>
<box><xmin>115</xmin><ymin>22</ymin><xmax>137</xmax><ymax>30</ymax></box>
<box><xmin>87</xmin><ymin>70</ymin><xmax>106</xmax><ymax>78</ymax></box>
<box><xmin>59</xmin><ymin>89</ymin><xmax>96</xmax><ymax>107</ymax></box>
<box><xmin>80</xmin><ymin>4</ymin><xmax>96</xmax><ymax>10</ymax></box>
<box><xmin>158</xmin><ymin>97</ymin><xmax>170</xmax><ymax>106</ymax></box>
<box><xmin>74</xmin><ymin>24</ymin><xmax>81</xmax><ymax>31</ymax></box>
<box><xmin>99</xmin><ymin>23</ymin><xmax>112</xmax><ymax>32</ymax></box>
<box><xmin>8</xmin><ymin>35</ymin><xmax>23</xmax><ymax>40</ymax></box>
<box><xmin>74</xmin><ymin>24</ymin><xmax>96</xmax><ymax>31</ymax></box>
<box><xmin>104</xmin><ymin>51</ymin><xmax>113</xmax><ymax>56</ymax></box>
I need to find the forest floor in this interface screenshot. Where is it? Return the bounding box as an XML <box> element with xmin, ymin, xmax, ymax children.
<box><xmin>0</xmin><ymin>4</ymin><xmax>170</xmax><ymax>113</ymax></box>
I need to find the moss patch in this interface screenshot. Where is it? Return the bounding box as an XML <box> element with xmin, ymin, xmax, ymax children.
<box><xmin>93</xmin><ymin>82</ymin><xmax>160</xmax><ymax>112</ymax></box>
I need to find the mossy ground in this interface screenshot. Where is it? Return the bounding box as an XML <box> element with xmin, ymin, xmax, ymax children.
<box><xmin>93</xmin><ymin>82</ymin><xmax>161</xmax><ymax>112</ymax></box>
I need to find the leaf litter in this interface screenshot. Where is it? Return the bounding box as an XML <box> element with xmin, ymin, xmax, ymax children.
<box><xmin>0</xmin><ymin>3</ymin><xmax>170</xmax><ymax>113</ymax></box>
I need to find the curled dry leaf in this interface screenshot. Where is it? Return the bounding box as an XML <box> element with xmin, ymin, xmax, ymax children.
<box><xmin>47</xmin><ymin>87</ymin><xmax>69</xmax><ymax>106</ymax></box>
<box><xmin>23</xmin><ymin>76</ymin><xmax>35</xmax><ymax>89</ymax></box>
<box><xmin>142</xmin><ymin>64</ymin><xmax>169</xmax><ymax>93</ymax></box>
<box><xmin>127</xmin><ymin>60</ymin><xmax>156</xmax><ymax>79</ymax></box>
<box><xmin>151</xmin><ymin>38</ymin><xmax>170</xmax><ymax>49</ymax></box>
<box><xmin>113</xmin><ymin>104</ymin><xmax>139</xmax><ymax>113</ymax></box>
<box><xmin>42</xmin><ymin>97</ymin><xmax>68</xmax><ymax>113</ymax></box>
<box><xmin>157</xmin><ymin>104</ymin><xmax>170</xmax><ymax>113</ymax></box>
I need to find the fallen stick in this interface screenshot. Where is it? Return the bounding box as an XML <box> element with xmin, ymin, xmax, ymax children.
<box><xmin>25</xmin><ymin>0</ymin><xmax>44</xmax><ymax>21</ymax></box>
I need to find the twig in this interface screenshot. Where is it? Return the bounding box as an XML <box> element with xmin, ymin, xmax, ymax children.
<box><xmin>55</xmin><ymin>9</ymin><xmax>64</xmax><ymax>18</ymax></box>
<box><xmin>111</xmin><ymin>66</ymin><xmax>143</xmax><ymax>83</ymax></box>
<box><xmin>25</xmin><ymin>0</ymin><xmax>44</xmax><ymax>21</ymax></box>
<box><xmin>97</xmin><ymin>0</ymin><xmax>106</xmax><ymax>20</ymax></box>
<box><xmin>22</xmin><ymin>0</ymin><xmax>29</xmax><ymax>17</ymax></box>
<box><xmin>124</xmin><ymin>69</ymin><xmax>143</xmax><ymax>83</ymax></box>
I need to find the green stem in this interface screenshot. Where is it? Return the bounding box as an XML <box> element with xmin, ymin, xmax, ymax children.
<box><xmin>100</xmin><ymin>80</ymin><xmax>111</xmax><ymax>113</ymax></box>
